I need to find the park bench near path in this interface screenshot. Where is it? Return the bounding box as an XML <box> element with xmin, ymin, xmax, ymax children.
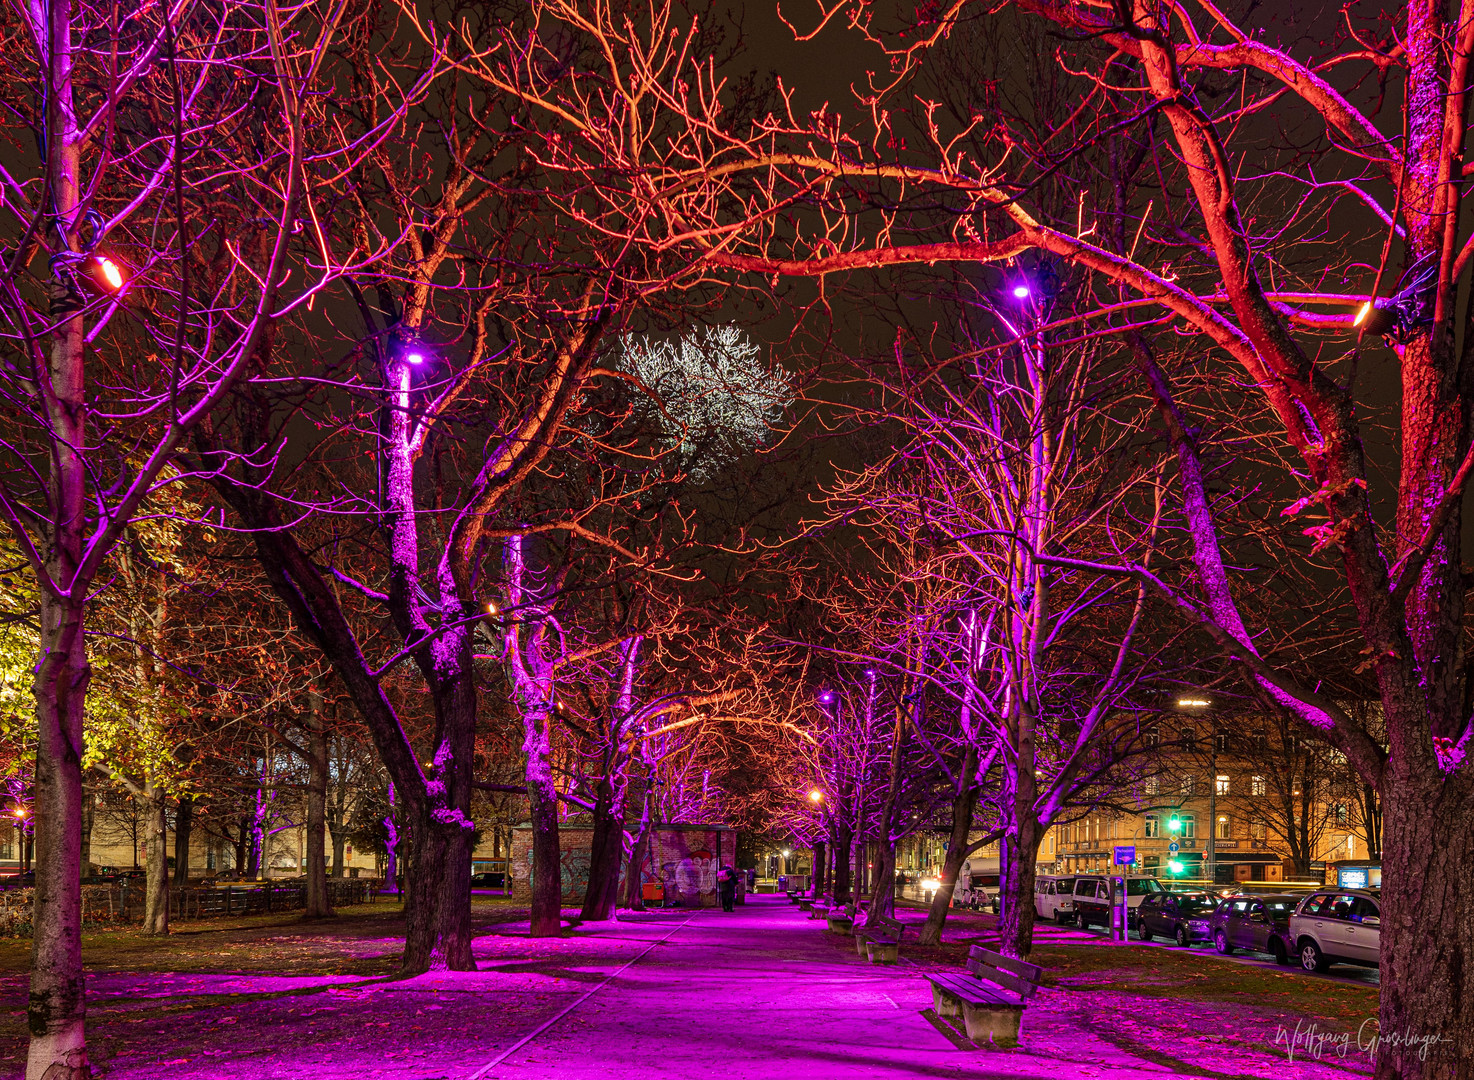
<box><xmin>926</xmin><ymin>944</ymin><xmax>1043</xmax><ymax>1048</ymax></box>
<box><xmin>826</xmin><ymin>901</ymin><xmax>859</xmax><ymax>933</ymax></box>
<box><xmin>852</xmin><ymin>912</ymin><xmax>905</xmax><ymax>963</ymax></box>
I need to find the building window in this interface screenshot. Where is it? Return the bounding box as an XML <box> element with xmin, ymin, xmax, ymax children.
<box><xmin>1250</xmin><ymin>821</ymin><xmax>1267</xmax><ymax>841</ymax></box>
<box><xmin>0</xmin><ymin>841</ymin><xmax>12</xmax><ymax>861</ymax></box>
<box><xmin>1214</xmin><ymin>731</ymin><xmax>1230</xmax><ymax>753</ymax></box>
<box><xmin>1144</xmin><ymin>815</ymin><xmax>1160</xmax><ymax>838</ymax></box>
<box><xmin>1216</xmin><ymin>816</ymin><xmax>1232</xmax><ymax>840</ymax></box>
<box><xmin>1181</xmin><ymin>775</ymin><xmax>1196</xmax><ymax>797</ymax></box>
<box><xmin>1144</xmin><ymin>727</ymin><xmax>1160</xmax><ymax>748</ymax></box>
<box><xmin>1144</xmin><ymin>775</ymin><xmax>1160</xmax><ymax>797</ymax></box>
<box><xmin>1254</xmin><ymin>731</ymin><xmax>1268</xmax><ymax>753</ymax></box>
<box><xmin>1177</xmin><ymin>813</ymin><xmax>1196</xmax><ymax>839</ymax></box>
<box><xmin>1335</xmin><ymin>803</ymin><xmax>1348</xmax><ymax>823</ymax></box>
<box><xmin>1215</xmin><ymin>774</ymin><xmax>1230</xmax><ymax>795</ymax></box>
<box><xmin>1251</xmin><ymin>775</ymin><xmax>1266</xmax><ymax>796</ymax></box>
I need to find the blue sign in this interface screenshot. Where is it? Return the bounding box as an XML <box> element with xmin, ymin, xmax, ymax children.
<box><xmin>1338</xmin><ymin>868</ymin><xmax>1369</xmax><ymax>889</ymax></box>
<box><xmin>1114</xmin><ymin>845</ymin><xmax>1136</xmax><ymax>865</ymax></box>
<box><xmin>1167</xmin><ymin>841</ymin><xmax>1180</xmax><ymax>853</ymax></box>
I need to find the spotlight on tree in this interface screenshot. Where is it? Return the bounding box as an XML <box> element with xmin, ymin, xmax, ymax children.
<box><xmin>817</xmin><ymin>689</ymin><xmax>834</xmax><ymax>704</ymax></box>
<box><xmin>1354</xmin><ymin>299</ymin><xmax>1397</xmax><ymax>337</ymax></box>
<box><xmin>808</xmin><ymin>790</ymin><xmax>823</xmax><ymax>803</ymax></box>
<box><xmin>405</xmin><ymin>350</ymin><xmax>425</xmax><ymax>365</ymax></box>
<box><xmin>92</xmin><ymin>256</ymin><xmax>125</xmax><ymax>292</ymax></box>
<box><xmin>1011</xmin><ymin>283</ymin><xmax>1030</xmax><ymax>299</ymax></box>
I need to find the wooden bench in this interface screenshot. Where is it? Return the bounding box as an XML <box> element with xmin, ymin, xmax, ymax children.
<box><xmin>926</xmin><ymin>945</ymin><xmax>1043</xmax><ymax>1048</ymax></box>
<box><xmin>786</xmin><ymin>890</ymin><xmax>804</xmax><ymax>904</ymax></box>
<box><xmin>852</xmin><ymin>912</ymin><xmax>905</xmax><ymax>963</ymax></box>
<box><xmin>808</xmin><ymin>899</ymin><xmax>830</xmax><ymax>920</ymax></box>
<box><xmin>798</xmin><ymin>897</ymin><xmax>815</xmax><ymax>912</ymax></box>
<box><xmin>826</xmin><ymin>902</ymin><xmax>858</xmax><ymax>933</ymax></box>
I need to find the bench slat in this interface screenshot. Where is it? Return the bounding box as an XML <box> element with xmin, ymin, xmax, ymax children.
<box><xmin>968</xmin><ymin>945</ymin><xmax>1043</xmax><ymax>984</ymax></box>
<box><xmin>965</xmin><ymin>958</ymin><xmax>1040</xmax><ymax>1000</ymax></box>
<box><xmin>926</xmin><ymin>974</ymin><xmax>1020</xmax><ymax>1009</ymax></box>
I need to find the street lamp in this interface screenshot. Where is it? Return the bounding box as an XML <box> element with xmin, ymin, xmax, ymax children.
<box><xmin>808</xmin><ymin>790</ymin><xmax>823</xmax><ymax>803</ymax></box>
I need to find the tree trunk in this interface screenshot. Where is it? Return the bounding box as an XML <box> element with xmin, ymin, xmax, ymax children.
<box><xmin>79</xmin><ymin>788</ymin><xmax>93</xmax><ymax>877</ymax></box>
<box><xmin>868</xmin><ymin>837</ymin><xmax>897</xmax><ymax>921</ymax></box>
<box><xmin>918</xmin><ymin>748</ymin><xmax>979</xmax><ymax>946</ymax></box>
<box><xmin>811</xmin><ymin>840</ymin><xmax>826</xmax><ymax>898</ymax></box>
<box><xmin>996</xmin><ymin>818</ymin><xmax>1042</xmax><ymax>959</ymax></box>
<box><xmin>141</xmin><ymin>791</ymin><xmax>169</xmax><ymax>936</ymax></box>
<box><xmin>28</xmin><ymin>598</ymin><xmax>89</xmax><ymax>1080</ymax></box>
<box><xmin>399</xmin><ymin>799</ymin><xmax>475</xmax><ymax>971</ymax></box>
<box><xmin>622</xmin><ymin>780</ymin><xmax>652</xmax><ymax>911</ymax></box>
<box><xmin>173</xmin><ymin>796</ymin><xmax>192</xmax><ymax>888</ymax></box>
<box><xmin>579</xmin><ymin>781</ymin><xmax>624</xmax><ymax>921</ymax></box>
<box><xmin>1373</xmin><ymin>762</ymin><xmax>1474</xmax><ymax>1080</ymax></box>
<box><xmin>330</xmin><ymin>827</ymin><xmax>347</xmax><ymax>878</ymax></box>
<box><xmin>832</xmin><ymin>824</ymin><xmax>853</xmax><ymax>902</ymax></box>
<box><xmin>526</xmin><ymin>723</ymin><xmax>563</xmax><ymax>935</ymax></box>
<box><xmin>304</xmin><ymin>703</ymin><xmax>331</xmax><ymax>918</ymax></box>
<box><xmin>233</xmin><ymin>820</ymin><xmax>249</xmax><ymax>878</ymax></box>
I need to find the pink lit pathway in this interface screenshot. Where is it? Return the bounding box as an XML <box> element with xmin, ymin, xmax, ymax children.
<box><xmin>87</xmin><ymin>895</ymin><xmax>1370</xmax><ymax>1079</ymax></box>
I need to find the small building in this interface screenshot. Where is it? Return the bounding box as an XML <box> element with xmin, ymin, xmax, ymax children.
<box><xmin>509</xmin><ymin>822</ymin><xmax>736</xmax><ymax>907</ymax></box>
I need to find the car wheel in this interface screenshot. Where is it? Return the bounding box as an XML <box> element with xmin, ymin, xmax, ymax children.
<box><xmin>1175</xmin><ymin>926</ymin><xmax>1190</xmax><ymax>948</ymax></box>
<box><xmin>1271</xmin><ymin>939</ymin><xmax>1290</xmax><ymax>966</ymax></box>
<box><xmin>1214</xmin><ymin>930</ymin><xmax>1234</xmax><ymax>955</ymax></box>
<box><xmin>1138</xmin><ymin>923</ymin><xmax>1152</xmax><ymax>942</ymax></box>
<box><xmin>1300</xmin><ymin>940</ymin><xmax>1330</xmax><ymax>972</ymax></box>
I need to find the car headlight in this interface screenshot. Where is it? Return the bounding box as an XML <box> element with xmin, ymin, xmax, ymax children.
<box><xmin>920</xmin><ymin>878</ymin><xmax>939</xmax><ymax>891</ymax></box>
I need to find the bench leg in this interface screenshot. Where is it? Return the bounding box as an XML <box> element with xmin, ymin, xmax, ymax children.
<box><xmin>867</xmin><ymin>942</ymin><xmax>898</xmax><ymax>964</ymax></box>
<box><xmin>855</xmin><ymin>935</ymin><xmax>870</xmax><ymax>957</ymax></box>
<box><xmin>959</xmin><ymin>1003</ymin><xmax>1023</xmax><ymax>1049</ymax></box>
<box><xmin>828</xmin><ymin>918</ymin><xmax>853</xmax><ymax>934</ymax></box>
<box><xmin>931</xmin><ymin>985</ymin><xmax>960</xmax><ymax>1019</ymax></box>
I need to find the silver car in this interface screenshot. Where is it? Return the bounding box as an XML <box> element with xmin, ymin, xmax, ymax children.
<box><xmin>1288</xmin><ymin>888</ymin><xmax>1381</xmax><ymax>971</ymax></box>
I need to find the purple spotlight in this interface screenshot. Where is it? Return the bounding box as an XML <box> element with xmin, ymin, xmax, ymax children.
<box><xmin>1011</xmin><ymin>283</ymin><xmax>1031</xmax><ymax>299</ymax></box>
<box><xmin>864</xmin><ymin>668</ymin><xmax>876</xmax><ymax>678</ymax></box>
<box><xmin>818</xmin><ymin>690</ymin><xmax>834</xmax><ymax>705</ymax></box>
<box><xmin>405</xmin><ymin>351</ymin><xmax>425</xmax><ymax>365</ymax></box>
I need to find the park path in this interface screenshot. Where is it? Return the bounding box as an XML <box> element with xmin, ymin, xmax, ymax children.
<box><xmin>470</xmin><ymin>896</ymin><xmax>1360</xmax><ymax>1080</ymax></box>
<box><xmin>71</xmin><ymin>895</ymin><xmax>1375</xmax><ymax>1080</ymax></box>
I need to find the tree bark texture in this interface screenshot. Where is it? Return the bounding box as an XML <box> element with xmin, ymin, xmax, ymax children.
<box><xmin>305</xmin><ymin>704</ymin><xmax>332</xmax><ymax>918</ymax></box>
<box><xmin>141</xmin><ymin>791</ymin><xmax>169</xmax><ymax>936</ymax></box>
<box><xmin>810</xmin><ymin>840</ymin><xmax>825</xmax><ymax>898</ymax></box>
<box><xmin>172</xmin><ymin>797</ymin><xmax>192</xmax><ymax>888</ymax></box>
<box><xmin>918</xmin><ymin>751</ymin><xmax>979</xmax><ymax>947</ymax></box>
<box><xmin>579</xmin><ymin>787</ymin><xmax>624</xmax><ymax>921</ymax></box>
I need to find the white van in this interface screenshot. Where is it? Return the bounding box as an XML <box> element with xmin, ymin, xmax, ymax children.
<box><xmin>953</xmin><ymin>860</ymin><xmax>1002</xmax><ymax>912</ymax></box>
<box><xmin>1034</xmin><ymin>875</ymin><xmax>1077</xmax><ymax>923</ymax></box>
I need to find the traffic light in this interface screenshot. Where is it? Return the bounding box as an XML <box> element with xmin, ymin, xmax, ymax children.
<box><xmin>1168</xmin><ymin>814</ymin><xmax>1182</xmax><ymax>833</ymax></box>
<box><xmin>1168</xmin><ymin>859</ymin><xmax>1184</xmax><ymax>875</ymax></box>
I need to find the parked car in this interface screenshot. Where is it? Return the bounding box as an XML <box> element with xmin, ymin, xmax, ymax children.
<box><xmin>470</xmin><ymin>871</ymin><xmax>505</xmax><ymax>889</ymax></box>
<box><xmin>1136</xmin><ymin>890</ymin><xmax>1216</xmax><ymax>946</ymax></box>
<box><xmin>1034</xmin><ymin>875</ymin><xmax>1077</xmax><ymax>923</ymax></box>
<box><xmin>1073</xmin><ymin>875</ymin><xmax>1166</xmax><ymax>929</ymax></box>
<box><xmin>1209</xmin><ymin>893</ymin><xmax>1300</xmax><ymax>964</ymax></box>
<box><xmin>1289</xmin><ymin>888</ymin><xmax>1382</xmax><ymax>972</ymax></box>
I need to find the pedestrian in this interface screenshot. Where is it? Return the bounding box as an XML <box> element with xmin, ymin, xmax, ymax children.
<box><xmin>718</xmin><ymin>865</ymin><xmax>738</xmax><ymax>912</ymax></box>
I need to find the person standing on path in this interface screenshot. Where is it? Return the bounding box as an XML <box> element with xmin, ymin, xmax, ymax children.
<box><xmin>718</xmin><ymin>865</ymin><xmax>737</xmax><ymax>912</ymax></box>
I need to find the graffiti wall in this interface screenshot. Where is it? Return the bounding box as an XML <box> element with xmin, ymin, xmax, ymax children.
<box><xmin>510</xmin><ymin>824</ymin><xmax>733</xmax><ymax>907</ymax></box>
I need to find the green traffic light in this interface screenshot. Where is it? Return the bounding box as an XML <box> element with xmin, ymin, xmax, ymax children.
<box><xmin>1168</xmin><ymin>859</ymin><xmax>1184</xmax><ymax>874</ymax></box>
<box><xmin>1168</xmin><ymin>815</ymin><xmax>1182</xmax><ymax>833</ymax></box>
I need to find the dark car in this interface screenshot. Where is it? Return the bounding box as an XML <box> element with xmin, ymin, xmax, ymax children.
<box><xmin>1072</xmin><ymin>875</ymin><xmax>1164</xmax><ymax>929</ymax></box>
<box><xmin>470</xmin><ymin>871</ymin><xmax>505</xmax><ymax>889</ymax></box>
<box><xmin>1137</xmin><ymin>890</ymin><xmax>1216</xmax><ymax>946</ymax></box>
<box><xmin>1209</xmin><ymin>893</ymin><xmax>1300</xmax><ymax>964</ymax></box>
